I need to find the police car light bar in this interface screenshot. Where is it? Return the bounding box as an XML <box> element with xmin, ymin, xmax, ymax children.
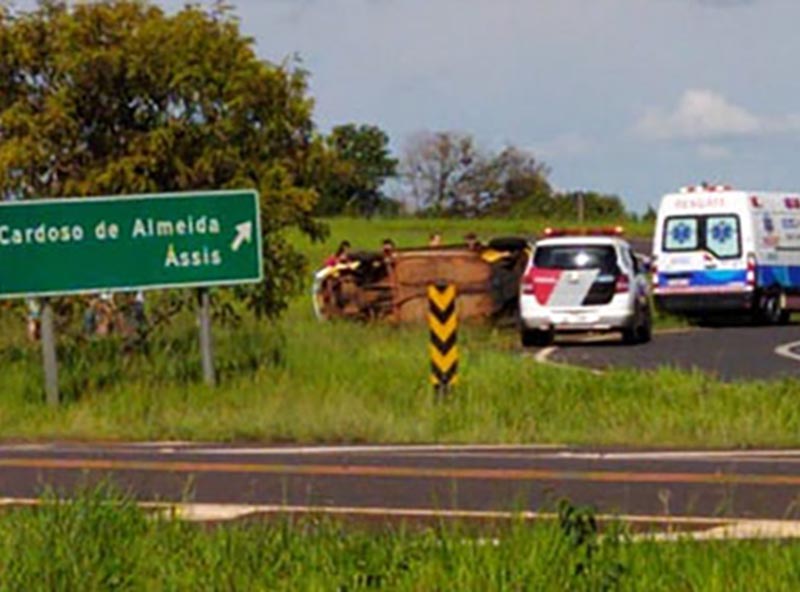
<box><xmin>543</xmin><ymin>226</ymin><xmax>625</xmax><ymax>238</ymax></box>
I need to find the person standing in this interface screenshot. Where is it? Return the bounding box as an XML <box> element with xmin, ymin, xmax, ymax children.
<box><xmin>381</xmin><ymin>238</ymin><xmax>396</xmax><ymax>262</ymax></box>
<box><xmin>325</xmin><ymin>240</ymin><xmax>352</xmax><ymax>267</ymax></box>
<box><xmin>464</xmin><ymin>232</ymin><xmax>482</xmax><ymax>251</ymax></box>
<box><xmin>26</xmin><ymin>299</ymin><xmax>41</xmax><ymax>342</ymax></box>
<box><xmin>132</xmin><ymin>290</ymin><xmax>146</xmax><ymax>329</ymax></box>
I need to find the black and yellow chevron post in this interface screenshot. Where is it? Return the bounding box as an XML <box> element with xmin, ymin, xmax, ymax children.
<box><xmin>428</xmin><ymin>281</ymin><xmax>458</xmax><ymax>398</ymax></box>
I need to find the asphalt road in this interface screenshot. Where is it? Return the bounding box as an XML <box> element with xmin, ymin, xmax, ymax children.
<box><xmin>545</xmin><ymin>324</ymin><xmax>800</xmax><ymax>381</ymax></box>
<box><xmin>4</xmin><ymin>442</ymin><xmax>800</xmax><ymax>531</ymax></box>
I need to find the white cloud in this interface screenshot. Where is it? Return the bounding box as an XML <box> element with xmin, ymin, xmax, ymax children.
<box><xmin>634</xmin><ymin>90</ymin><xmax>761</xmax><ymax>140</ymax></box>
<box><xmin>634</xmin><ymin>89</ymin><xmax>800</xmax><ymax>141</ymax></box>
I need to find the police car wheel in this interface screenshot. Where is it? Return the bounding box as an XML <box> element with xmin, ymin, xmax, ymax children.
<box><xmin>621</xmin><ymin>325</ymin><xmax>638</xmax><ymax>345</ymax></box>
<box><xmin>622</xmin><ymin>306</ymin><xmax>650</xmax><ymax>345</ymax></box>
<box><xmin>637</xmin><ymin>308</ymin><xmax>653</xmax><ymax>343</ymax></box>
<box><xmin>521</xmin><ymin>329</ymin><xmax>553</xmax><ymax>348</ymax></box>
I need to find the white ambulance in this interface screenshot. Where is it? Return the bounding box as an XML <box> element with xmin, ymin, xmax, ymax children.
<box><xmin>652</xmin><ymin>184</ymin><xmax>800</xmax><ymax>323</ymax></box>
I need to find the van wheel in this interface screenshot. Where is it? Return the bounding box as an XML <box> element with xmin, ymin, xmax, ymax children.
<box><xmin>759</xmin><ymin>291</ymin><xmax>785</xmax><ymax>325</ymax></box>
<box><xmin>521</xmin><ymin>329</ymin><xmax>553</xmax><ymax>348</ymax></box>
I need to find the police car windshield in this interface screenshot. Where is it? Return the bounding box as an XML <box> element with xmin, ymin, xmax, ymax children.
<box><xmin>534</xmin><ymin>245</ymin><xmax>617</xmax><ymax>272</ymax></box>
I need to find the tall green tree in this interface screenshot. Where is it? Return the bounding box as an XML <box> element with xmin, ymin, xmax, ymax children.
<box><xmin>316</xmin><ymin>123</ymin><xmax>397</xmax><ymax>216</ymax></box>
<box><xmin>400</xmin><ymin>132</ymin><xmax>551</xmax><ymax>217</ymax></box>
<box><xmin>399</xmin><ymin>131</ymin><xmax>630</xmax><ymax>220</ymax></box>
<box><xmin>0</xmin><ymin>0</ymin><xmax>326</xmax><ymax>318</ymax></box>
<box><xmin>464</xmin><ymin>146</ymin><xmax>551</xmax><ymax>216</ymax></box>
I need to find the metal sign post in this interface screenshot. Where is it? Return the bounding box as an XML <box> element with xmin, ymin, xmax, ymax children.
<box><xmin>39</xmin><ymin>299</ymin><xmax>59</xmax><ymax>406</ymax></box>
<box><xmin>0</xmin><ymin>189</ymin><xmax>262</xmax><ymax>403</ymax></box>
<box><xmin>197</xmin><ymin>288</ymin><xmax>216</xmax><ymax>387</ymax></box>
<box><xmin>428</xmin><ymin>281</ymin><xmax>458</xmax><ymax>400</ymax></box>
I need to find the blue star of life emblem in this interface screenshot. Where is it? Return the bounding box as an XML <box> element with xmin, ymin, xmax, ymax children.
<box><xmin>711</xmin><ymin>221</ymin><xmax>733</xmax><ymax>244</ymax></box>
<box><xmin>671</xmin><ymin>222</ymin><xmax>692</xmax><ymax>244</ymax></box>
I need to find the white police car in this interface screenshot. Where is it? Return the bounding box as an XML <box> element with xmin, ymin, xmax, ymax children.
<box><xmin>519</xmin><ymin>228</ymin><xmax>652</xmax><ymax>346</ymax></box>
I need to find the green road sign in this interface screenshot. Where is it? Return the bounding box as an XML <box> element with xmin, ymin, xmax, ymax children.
<box><xmin>0</xmin><ymin>189</ymin><xmax>262</xmax><ymax>298</ymax></box>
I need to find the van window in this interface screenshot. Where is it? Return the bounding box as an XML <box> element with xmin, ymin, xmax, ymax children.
<box><xmin>534</xmin><ymin>245</ymin><xmax>617</xmax><ymax>272</ymax></box>
<box><xmin>664</xmin><ymin>217</ymin><xmax>699</xmax><ymax>251</ymax></box>
<box><xmin>661</xmin><ymin>214</ymin><xmax>741</xmax><ymax>259</ymax></box>
<box><xmin>705</xmin><ymin>215</ymin><xmax>740</xmax><ymax>258</ymax></box>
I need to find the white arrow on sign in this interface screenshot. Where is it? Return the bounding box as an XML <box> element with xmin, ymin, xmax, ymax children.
<box><xmin>231</xmin><ymin>221</ymin><xmax>253</xmax><ymax>252</ymax></box>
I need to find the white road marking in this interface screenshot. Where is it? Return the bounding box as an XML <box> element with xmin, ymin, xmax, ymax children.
<box><xmin>160</xmin><ymin>504</ymin><xmax>725</xmax><ymax>527</ymax></box>
<box><xmin>534</xmin><ymin>346</ymin><xmax>557</xmax><ymax>364</ymax></box>
<box><xmin>641</xmin><ymin>520</ymin><xmax>800</xmax><ymax>542</ymax></box>
<box><xmin>0</xmin><ymin>441</ymin><xmax>193</xmax><ymax>454</ymax></box>
<box><xmin>0</xmin><ymin>443</ymin><xmax>566</xmax><ymax>456</ymax></box>
<box><xmin>546</xmin><ymin>449</ymin><xmax>800</xmax><ymax>461</ymax></box>
<box><xmin>1</xmin><ymin>496</ymin><xmax>800</xmax><ymax>539</ymax></box>
<box><xmin>7</xmin><ymin>442</ymin><xmax>800</xmax><ymax>463</ymax></box>
<box><xmin>0</xmin><ymin>444</ymin><xmax>52</xmax><ymax>452</ymax></box>
<box><xmin>125</xmin><ymin>441</ymin><xmax>194</xmax><ymax>448</ymax></box>
<box><xmin>775</xmin><ymin>340</ymin><xmax>800</xmax><ymax>363</ymax></box>
<box><xmin>0</xmin><ymin>497</ymin><xmax>38</xmax><ymax>507</ymax></box>
<box><xmin>531</xmin><ymin>343</ymin><xmax>605</xmax><ymax>376</ymax></box>
<box><xmin>527</xmin><ymin>327</ymin><xmax>697</xmax><ymax>376</ymax></box>
<box><xmin>377</xmin><ymin>449</ymin><xmax>800</xmax><ymax>463</ymax></box>
<box><xmin>183</xmin><ymin>443</ymin><xmax>565</xmax><ymax>455</ymax></box>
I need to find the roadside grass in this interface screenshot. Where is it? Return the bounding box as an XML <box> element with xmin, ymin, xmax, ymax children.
<box><xmin>0</xmin><ymin>298</ymin><xmax>799</xmax><ymax>446</ymax></box>
<box><xmin>0</xmin><ymin>215</ymin><xmax>789</xmax><ymax>446</ymax></box>
<box><xmin>2</xmin><ymin>488</ymin><xmax>800</xmax><ymax>591</ymax></box>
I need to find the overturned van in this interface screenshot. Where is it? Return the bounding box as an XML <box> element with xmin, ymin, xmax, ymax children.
<box><xmin>312</xmin><ymin>238</ymin><xmax>530</xmax><ymax>323</ymax></box>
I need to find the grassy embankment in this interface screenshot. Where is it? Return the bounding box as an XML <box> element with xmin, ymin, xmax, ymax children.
<box><xmin>0</xmin><ymin>216</ymin><xmax>788</xmax><ymax>447</ymax></box>
<box><xmin>292</xmin><ymin>216</ymin><xmax>653</xmax><ymax>265</ymax></box>
<box><xmin>1</xmin><ymin>489</ymin><xmax>799</xmax><ymax>591</ymax></box>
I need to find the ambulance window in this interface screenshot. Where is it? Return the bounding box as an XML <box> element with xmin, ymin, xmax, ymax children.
<box><xmin>664</xmin><ymin>217</ymin><xmax>699</xmax><ymax>251</ymax></box>
<box><xmin>705</xmin><ymin>215</ymin><xmax>740</xmax><ymax>259</ymax></box>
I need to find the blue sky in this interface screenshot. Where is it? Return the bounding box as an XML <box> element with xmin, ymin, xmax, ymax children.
<box><xmin>15</xmin><ymin>0</ymin><xmax>800</xmax><ymax>211</ymax></box>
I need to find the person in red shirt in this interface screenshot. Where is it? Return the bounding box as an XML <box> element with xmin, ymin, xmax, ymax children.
<box><xmin>325</xmin><ymin>240</ymin><xmax>352</xmax><ymax>267</ymax></box>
